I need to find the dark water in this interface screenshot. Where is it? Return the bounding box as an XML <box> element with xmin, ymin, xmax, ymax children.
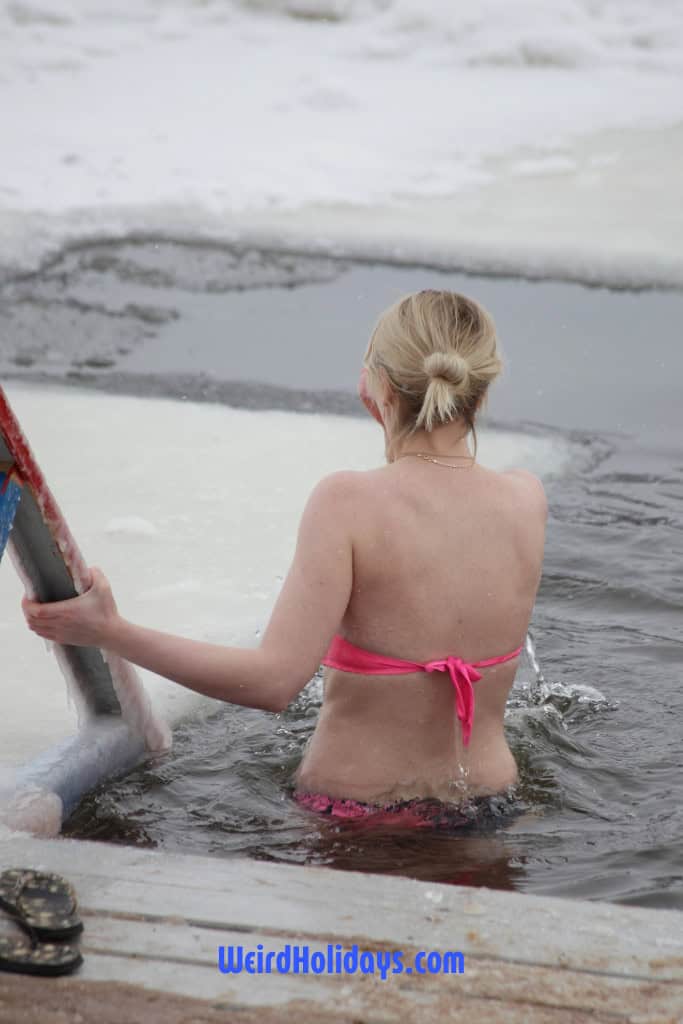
<box><xmin>2</xmin><ymin>238</ymin><xmax>682</xmax><ymax>909</ymax></box>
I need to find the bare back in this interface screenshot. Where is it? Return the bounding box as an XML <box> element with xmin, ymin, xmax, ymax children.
<box><xmin>295</xmin><ymin>460</ymin><xmax>547</xmax><ymax>804</ymax></box>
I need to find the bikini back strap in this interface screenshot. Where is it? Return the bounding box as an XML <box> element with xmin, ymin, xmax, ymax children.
<box><xmin>470</xmin><ymin>645</ymin><xmax>524</xmax><ymax>669</ymax></box>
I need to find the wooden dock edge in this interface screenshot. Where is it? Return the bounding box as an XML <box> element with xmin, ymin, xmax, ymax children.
<box><xmin>1</xmin><ymin>835</ymin><xmax>681</xmax><ymax>1023</ymax></box>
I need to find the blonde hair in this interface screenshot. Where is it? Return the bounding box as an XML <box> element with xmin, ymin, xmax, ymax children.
<box><xmin>364</xmin><ymin>290</ymin><xmax>502</xmax><ymax>458</ymax></box>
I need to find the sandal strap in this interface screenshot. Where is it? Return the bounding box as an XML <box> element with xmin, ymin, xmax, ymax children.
<box><xmin>0</xmin><ymin>868</ymin><xmax>82</xmax><ymax>940</ymax></box>
<box><xmin>0</xmin><ymin>936</ymin><xmax>82</xmax><ymax>977</ymax></box>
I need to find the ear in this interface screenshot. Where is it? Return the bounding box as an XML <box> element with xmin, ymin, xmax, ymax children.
<box><xmin>358</xmin><ymin>368</ymin><xmax>384</xmax><ymax>426</ymax></box>
<box><xmin>375</xmin><ymin>368</ymin><xmax>396</xmax><ymax>410</ymax></box>
<box><xmin>373</xmin><ymin>367</ymin><xmax>401</xmax><ymax>428</ymax></box>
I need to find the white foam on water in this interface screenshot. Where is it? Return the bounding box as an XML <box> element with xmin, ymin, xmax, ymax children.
<box><xmin>0</xmin><ymin>381</ymin><xmax>575</xmax><ymax>776</ymax></box>
<box><xmin>0</xmin><ymin>1</ymin><xmax>681</xmax><ymax>284</ymax></box>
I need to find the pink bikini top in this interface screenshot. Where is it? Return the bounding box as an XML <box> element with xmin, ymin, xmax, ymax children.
<box><xmin>322</xmin><ymin>634</ymin><xmax>523</xmax><ymax>747</ymax></box>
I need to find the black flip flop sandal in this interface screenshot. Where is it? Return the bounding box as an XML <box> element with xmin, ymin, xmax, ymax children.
<box><xmin>0</xmin><ymin>869</ymin><xmax>83</xmax><ymax>942</ymax></box>
<box><xmin>0</xmin><ymin>935</ymin><xmax>82</xmax><ymax>977</ymax></box>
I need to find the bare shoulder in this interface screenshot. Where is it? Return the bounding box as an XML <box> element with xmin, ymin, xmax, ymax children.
<box><xmin>308</xmin><ymin>470</ymin><xmax>367</xmax><ymax>503</ymax></box>
<box><xmin>502</xmin><ymin>468</ymin><xmax>548</xmax><ymax>518</ymax></box>
<box><xmin>294</xmin><ymin>472</ymin><xmax>372</xmax><ymax>555</ymax></box>
<box><xmin>302</xmin><ymin>470</ymin><xmax>368</xmax><ymax>522</ymax></box>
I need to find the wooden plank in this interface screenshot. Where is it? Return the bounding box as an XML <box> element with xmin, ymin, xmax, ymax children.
<box><xmin>1</xmin><ymin>836</ymin><xmax>681</xmax><ymax>1023</ymax></box>
<box><xmin>1</xmin><ymin>836</ymin><xmax>681</xmax><ymax>984</ymax></box>
<box><xmin>3</xmin><ymin>913</ymin><xmax>680</xmax><ymax>1020</ymax></box>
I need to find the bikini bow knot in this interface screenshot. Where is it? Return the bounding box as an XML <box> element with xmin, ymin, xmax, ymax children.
<box><xmin>424</xmin><ymin>655</ymin><xmax>482</xmax><ymax>746</ymax></box>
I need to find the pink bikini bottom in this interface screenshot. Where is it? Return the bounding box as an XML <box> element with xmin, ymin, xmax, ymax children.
<box><xmin>294</xmin><ymin>790</ymin><xmax>517</xmax><ymax>830</ymax></box>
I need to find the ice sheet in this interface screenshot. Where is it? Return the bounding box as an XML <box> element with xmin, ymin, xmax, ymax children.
<box><xmin>0</xmin><ymin>1</ymin><xmax>681</xmax><ymax>284</ymax></box>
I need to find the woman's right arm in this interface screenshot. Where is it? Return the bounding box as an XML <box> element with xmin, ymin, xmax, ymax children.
<box><xmin>22</xmin><ymin>472</ymin><xmax>359</xmax><ymax>714</ymax></box>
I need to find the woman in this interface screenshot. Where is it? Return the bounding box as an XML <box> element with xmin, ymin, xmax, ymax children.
<box><xmin>23</xmin><ymin>290</ymin><xmax>546</xmax><ymax>827</ymax></box>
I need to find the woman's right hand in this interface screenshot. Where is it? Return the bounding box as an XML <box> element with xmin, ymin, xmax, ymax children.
<box><xmin>22</xmin><ymin>566</ymin><xmax>121</xmax><ymax>649</ymax></box>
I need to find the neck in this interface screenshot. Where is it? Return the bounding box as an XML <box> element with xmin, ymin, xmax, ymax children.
<box><xmin>390</xmin><ymin>420</ymin><xmax>473</xmax><ymax>463</ymax></box>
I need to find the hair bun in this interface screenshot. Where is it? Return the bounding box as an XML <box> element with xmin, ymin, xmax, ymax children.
<box><xmin>423</xmin><ymin>351</ymin><xmax>469</xmax><ymax>388</ymax></box>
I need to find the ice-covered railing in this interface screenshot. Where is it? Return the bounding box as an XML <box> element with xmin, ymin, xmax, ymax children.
<box><xmin>0</xmin><ymin>385</ymin><xmax>170</xmax><ymax>835</ymax></box>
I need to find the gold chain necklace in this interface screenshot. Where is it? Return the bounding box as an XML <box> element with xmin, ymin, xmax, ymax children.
<box><xmin>397</xmin><ymin>451</ymin><xmax>475</xmax><ymax>470</ymax></box>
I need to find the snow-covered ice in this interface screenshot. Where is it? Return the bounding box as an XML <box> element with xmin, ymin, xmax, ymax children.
<box><xmin>1</xmin><ymin>0</ymin><xmax>682</xmax><ymax>284</ymax></box>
